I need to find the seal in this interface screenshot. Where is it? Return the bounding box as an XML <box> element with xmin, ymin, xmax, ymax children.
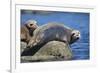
<box><xmin>21</xmin><ymin>20</ymin><xmax>38</xmax><ymax>44</ymax></box>
<box><xmin>27</xmin><ymin>22</ymin><xmax>80</xmax><ymax>48</ymax></box>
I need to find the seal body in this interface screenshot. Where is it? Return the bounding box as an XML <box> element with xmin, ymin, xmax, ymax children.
<box><xmin>21</xmin><ymin>20</ymin><xmax>38</xmax><ymax>44</ymax></box>
<box><xmin>28</xmin><ymin>22</ymin><xmax>80</xmax><ymax>48</ymax></box>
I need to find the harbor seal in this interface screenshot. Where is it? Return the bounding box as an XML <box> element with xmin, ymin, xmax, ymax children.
<box><xmin>21</xmin><ymin>20</ymin><xmax>38</xmax><ymax>44</ymax></box>
<box><xmin>27</xmin><ymin>22</ymin><xmax>80</xmax><ymax>48</ymax></box>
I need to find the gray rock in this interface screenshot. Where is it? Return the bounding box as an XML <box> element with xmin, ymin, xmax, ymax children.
<box><xmin>34</xmin><ymin>41</ymin><xmax>73</xmax><ymax>60</ymax></box>
<box><xmin>21</xmin><ymin>42</ymin><xmax>27</xmax><ymax>54</ymax></box>
<box><xmin>21</xmin><ymin>41</ymin><xmax>73</xmax><ymax>62</ymax></box>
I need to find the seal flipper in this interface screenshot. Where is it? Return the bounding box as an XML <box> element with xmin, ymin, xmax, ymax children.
<box><xmin>21</xmin><ymin>44</ymin><xmax>43</xmax><ymax>56</ymax></box>
<box><xmin>21</xmin><ymin>40</ymin><xmax>51</xmax><ymax>56</ymax></box>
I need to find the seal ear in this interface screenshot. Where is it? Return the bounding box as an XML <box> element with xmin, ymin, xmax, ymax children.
<box><xmin>70</xmin><ymin>30</ymin><xmax>80</xmax><ymax>44</ymax></box>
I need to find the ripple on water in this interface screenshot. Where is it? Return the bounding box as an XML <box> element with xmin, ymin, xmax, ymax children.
<box><xmin>71</xmin><ymin>42</ymin><xmax>89</xmax><ymax>60</ymax></box>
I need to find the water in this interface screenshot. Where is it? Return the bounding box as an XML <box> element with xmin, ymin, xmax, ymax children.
<box><xmin>21</xmin><ymin>10</ymin><xmax>90</xmax><ymax>60</ymax></box>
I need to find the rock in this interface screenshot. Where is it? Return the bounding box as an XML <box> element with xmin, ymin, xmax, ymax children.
<box><xmin>34</xmin><ymin>41</ymin><xmax>73</xmax><ymax>60</ymax></box>
<box><xmin>21</xmin><ymin>42</ymin><xmax>27</xmax><ymax>54</ymax></box>
<box><xmin>21</xmin><ymin>55</ymin><xmax>57</xmax><ymax>62</ymax></box>
<box><xmin>21</xmin><ymin>41</ymin><xmax>73</xmax><ymax>62</ymax></box>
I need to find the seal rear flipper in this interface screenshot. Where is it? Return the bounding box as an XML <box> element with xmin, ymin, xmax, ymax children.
<box><xmin>21</xmin><ymin>45</ymin><xmax>41</xmax><ymax>56</ymax></box>
<box><xmin>21</xmin><ymin>42</ymin><xmax>47</xmax><ymax>56</ymax></box>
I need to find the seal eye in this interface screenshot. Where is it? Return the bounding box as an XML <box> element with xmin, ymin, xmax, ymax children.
<box><xmin>30</xmin><ymin>24</ymin><xmax>33</xmax><ymax>26</ymax></box>
<box><xmin>72</xmin><ymin>33</ymin><xmax>75</xmax><ymax>37</ymax></box>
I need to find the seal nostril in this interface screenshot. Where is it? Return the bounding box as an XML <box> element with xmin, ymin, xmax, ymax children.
<box><xmin>77</xmin><ymin>37</ymin><xmax>79</xmax><ymax>39</ymax></box>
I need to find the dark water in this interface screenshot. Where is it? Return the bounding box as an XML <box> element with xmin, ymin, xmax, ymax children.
<box><xmin>21</xmin><ymin>10</ymin><xmax>90</xmax><ymax>60</ymax></box>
